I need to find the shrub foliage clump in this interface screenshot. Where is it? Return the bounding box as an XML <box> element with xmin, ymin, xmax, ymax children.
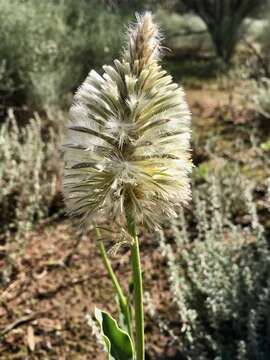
<box><xmin>0</xmin><ymin>111</ymin><xmax>60</xmax><ymax>247</ymax></box>
<box><xmin>158</xmin><ymin>171</ymin><xmax>270</xmax><ymax>359</ymax></box>
<box><xmin>0</xmin><ymin>0</ymin><xmax>123</xmax><ymax>110</ymax></box>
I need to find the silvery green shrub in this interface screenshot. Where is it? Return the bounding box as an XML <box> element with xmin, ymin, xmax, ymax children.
<box><xmin>154</xmin><ymin>170</ymin><xmax>270</xmax><ymax>359</ymax></box>
<box><xmin>0</xmin><ymin>0</ymin><xmax>122</xmax><ymax>109</ymax></box>
<box><xmin>0</xmin><ymin>110</ymin><xmax>60</xmax><ymax>247</ymax></box>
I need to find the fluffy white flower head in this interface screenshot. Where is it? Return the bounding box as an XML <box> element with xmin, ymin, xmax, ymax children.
<box><xmin>63</xmin><ymin>12</ymin><xmax>192</xmax><ymax>228</ymax></box>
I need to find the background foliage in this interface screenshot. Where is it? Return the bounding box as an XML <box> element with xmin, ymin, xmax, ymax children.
<box><xmin>157</xmin><ymin>168</ymin><xmax>270</xmax><ymax>359</ymax></box>
<box><xmin>0</xmin><ymin>0</ymin><xmax>123</xmax><ymax>110</ymax></box>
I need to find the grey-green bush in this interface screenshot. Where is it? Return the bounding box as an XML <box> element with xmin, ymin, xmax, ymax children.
<box><xmin>152</xmin><ymin>169</ymin><xmax>270</xmax><ymax>359</ymax></box>
<box><xmin>0</xmin><ymin>110</ymin><xmax>61</xmax><ymax>249</ymax></box>
<box><xmin>0</xmin><ymin>0</ymin><xmax>123</xmax><ymax>110</ymax></box>
<box><xmin>252</xmin><ymin>78</ymin><xmax>270</xmax><ymax>119</ymax></box>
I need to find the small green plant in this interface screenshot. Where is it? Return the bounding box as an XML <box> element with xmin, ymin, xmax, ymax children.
<box><xmin>62</xmin><ymin>13</ymin><xmax>192</xmax><ymax>360</ymax></box>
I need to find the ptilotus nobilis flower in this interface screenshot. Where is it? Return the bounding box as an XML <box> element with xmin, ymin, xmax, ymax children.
<box><xmin>63</xmin><ymin>13</ymin><xmax>192</xmax><ymax>360</ymax></box>
<box><xmin>63</xmin><ymin>12</ymin><xmax>192</xmax><ymax>229</ymax></box>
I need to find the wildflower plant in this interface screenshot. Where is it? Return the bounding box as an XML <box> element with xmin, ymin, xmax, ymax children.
<box><xmin>63</xmin><ymin>12</ymin><xmax>192</xmax><ymax>360</ymax></box>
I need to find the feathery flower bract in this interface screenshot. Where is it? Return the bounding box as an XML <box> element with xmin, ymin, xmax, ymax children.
<box><xmin>63</xmin><ymin>12</ymin><xmax>192</xmax><ymax>228</ymax></box>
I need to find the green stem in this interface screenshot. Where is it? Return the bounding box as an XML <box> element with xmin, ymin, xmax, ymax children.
<box><xmin>96</xmin><ymin>228</ymin><xmax>132</xmax><ymax>339</ymax></box>
<box><xmin>126</xmin><ymin>214</ymin><xmax>145</xmax><ymax>360</ymax></box>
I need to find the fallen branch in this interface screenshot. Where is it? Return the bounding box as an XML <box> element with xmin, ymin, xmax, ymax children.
<box><xmin>0</xmin><ymin>313</ymin><xmax>38</xmax><ymax>337</ymax></box>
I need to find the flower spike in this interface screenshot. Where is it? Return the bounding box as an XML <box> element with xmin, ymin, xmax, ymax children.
<box><xmin>63</xmin><ymin>12</ymin><xmax>192</xmax><ymax>229</ymax></box>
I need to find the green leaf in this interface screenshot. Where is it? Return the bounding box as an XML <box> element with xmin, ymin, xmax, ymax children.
<box><xmin>115</xmin><ymin>295</ymin><xmax>130</xmax><ymax>332</ymax></box>
<box><xmin>95</xmin><ymin>308</ymin><xmax>134</xmax><ymax>360</ymax></box>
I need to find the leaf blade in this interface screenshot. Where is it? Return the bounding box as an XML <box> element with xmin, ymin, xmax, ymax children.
<box><xmin>95</xmin><ymin>308</ymin><xmax>134</xmax><ymax>360</ymax></box>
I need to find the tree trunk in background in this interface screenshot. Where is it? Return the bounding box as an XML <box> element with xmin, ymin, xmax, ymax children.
<box><xmin>181</xmin><ymin>0</ymin><xmax>266</xmax><ymax>63</ymax></box>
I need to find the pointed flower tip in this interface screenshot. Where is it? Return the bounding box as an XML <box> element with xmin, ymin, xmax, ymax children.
<box><xmin>124</xmin><ymin>11</ymin><xmax>161</xmax><ymax>71</ymax></box>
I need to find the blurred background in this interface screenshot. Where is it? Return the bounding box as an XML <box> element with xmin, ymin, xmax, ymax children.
<box><xmin>0</xmin><ymin>1</ymin><xmax>270</xmax><ymax>359</ymax></box>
